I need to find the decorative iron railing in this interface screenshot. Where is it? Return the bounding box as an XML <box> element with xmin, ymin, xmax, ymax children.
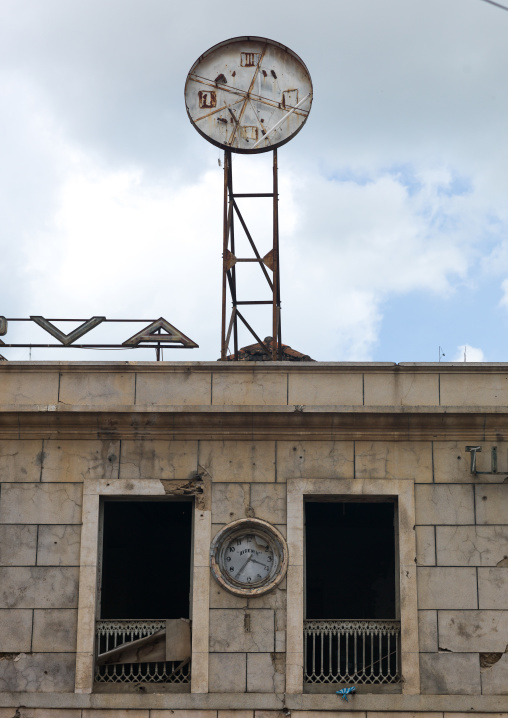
<box><xmin>95</xmin><ymin>620</ymin><xmax>190</xmax><ymax>684</ymax></box>
<box><xmin>304</xmin><ymin>619</ymin><xmax>401</xmax><ymax>685</ymax></box>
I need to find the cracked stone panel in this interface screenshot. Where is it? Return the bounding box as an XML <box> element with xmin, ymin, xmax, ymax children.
<box><xmin>83</xmin><ymin>713</ymin><xmax>150</xmax><ymax>718</ymax></box>
<box><xmin>415</xmin><ymin>484</ymin><xmax>474</xmax><ymax>525</ymax></box>
<box><xmin>0</xmin><ymin>483</ymin><xmax>82</xmax><ymax>524</ymax></box>
<box><xmin>0</xmin><ymin>651</ymin><xmax>75</xmax><ymax>691</ymax></box>
<box><xmin>355</xmin><ymin>441</ymin><xmax>432</xmax><ymax>482</ymax></box>
<box><xmin>0</xmin><ymin>525</ymin><xmax>37</xmax><ymax>566</ymax></box>
<box><xmin>277</xmin><ymin>441</ymin><xmax>354</xmax><ymax>481</ymax></box>
<box><xmin>368</xmin><ymin>714</ymin><xmax>442</xmax><ymax>718</ymax></box>
<box><xmin>438</xmin><ymin>610</ymin><xmax>508</xmax><ymax>652</ymax></box>
<box><xmin>436</xmin><ymin>526</ymin><xmax>508</xmax><ymax>566</ymax></box>
<box><xmin>212</xmin><ymin>484</ymin><xmax>250</xmax><ymax>524</ymax></box>
<box><xmin>208</xmin><ymin>652</ymin><xmax>246</xmax><ymax>692</ymax></box>
<box><xmin>136</xmin><ymin>370</ymin><xmax>213</xmax><ymax>405</ymax></box>
<box><xmin>433</xmin><ymin>441</ymin><xmax>508</xmax><ymax>483</ymax></box>
<box><xmin>209</xmin><ymin>573</ymin><xmax>248</xmax><ymax>608</ymax></box>
<box><xmin>481</xmin><ymin>652</ymin><xmax>508</xmax><ymax>694</ymax></box>
<box><xmin>0</xmin><ymin>567</ymin><xmax>79</xmax><ymax>608</ymax></box>
<box><xmin>119</xmin><ymin>439</ymin><xmax>198</xmax><ymax>480</ymax></box>
<box><xmin>288</xmin><ymin>372</ymin><xmax>363</xmax><ymax>406</ymax></box>
<box><xmin>247</xmin><ymin>585</ymin><xmax>286</xmax><ymax>611</ymax></box>
<box><xmin>212</xmin><ymin>372</ymin><xmax>287</xmax><ymax>406</ymax></box>
<box><xmin>152</xmin><ymin>713</ymin><xmax>216</xmax><ymax>718</ymax></box>
<box><xmin>0</xmin><ymin>372</ymin><xmax>59</xmax><ymax>406</ymax></box>
<box><xmin>209</xmin><ymin>609</ymin><xmax>274</xmax><ymax>652</ymax></box>
<box><xmin>200</xmin><ymin>441</ymin><xmax>276</xmax><ymax>483</ymax></box>
<box><xmin>0</xmin><ymin>609</ymin><xmax>32</xmax><ymax>651</ymax></box>
<box><xmin>440</xmin><ymin>373</ymin><xmax>508</xmax><ymax>407</ymax></box>
<box><xmin>478</xmin><ymin>568</ymin><xmax>508</xmax><ymax>609</ymax></box>
<box><xmin>218</xmin><ymin>712</ymin><xmax>254</xmax><ymax>718</ymax></box>
<box><xmin>476</xmin><ymin>485</ymin><xmax>508</xmax><ymax>525</ymax></box>
<box><xmin>420</xmin><ymin>652</ymin><xmax>481</xmax><ymax>694</ymax></box>
<box><xmin>247</xmin><ymin>652</ymin><xmax>285</xmax><ymax>692</ymax></box>
<box><xmin>417</xmin><ymin>567</ymin><xmax>477</xmax><ymax>609</ymax></box>
<box><xmin>32</xmin><ymin>609</ymin><xmax>78</xmax><ymax>652</ymax></box>
<box><xmin>0</xmin><ymin>440</ymin><xmax>43</xmax><ymax>482</ymax></box>
<box><xmin>41</xmin><ymin>440</ymin><xmax>119</xmax><ymax>482</ymax></box>
<box><xmin>37</xmin><ymin>525</ymin><xmax>81</xmax><ymax>566</ymax></box>
<box><xmin>418</xmin><ymin>610</ymin><xmax>438</xmax><ymax>652</ymax></box>
<box><xmin>364</xmin><ymin>372</ymin><xmax>439</xmax><ymax>407</ymax></box>
<box><xmin>58</xmin><ymin>371</ymin><xmax>135</xmax><ymax>406</ymax></box>
<box><xmin>416</xmin><ymin>526</ymin><xmax>436</xmax><ymax>566</ymax></box>
<box><xmin>250</xmin><ymin>483</ymin><xmax>286</xmax><ymax>524</ymax></box>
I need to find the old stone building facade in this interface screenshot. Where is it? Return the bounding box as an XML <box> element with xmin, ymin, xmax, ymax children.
<box><xmin>0</xmin><ymin>359</ymin><xmax>507</xmax><ymax>718</ymax></box>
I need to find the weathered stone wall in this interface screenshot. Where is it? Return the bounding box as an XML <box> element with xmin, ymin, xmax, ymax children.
<box><xmin>0</xmin><ymin>361</ymin><xmax>507</xmax><ymax>715</ymax></box>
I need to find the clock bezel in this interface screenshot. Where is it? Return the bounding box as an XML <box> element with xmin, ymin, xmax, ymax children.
<box><xmin>210</xmin><ymin>518</ymin><xmax>288</xmax><ymax>596</ymax></box>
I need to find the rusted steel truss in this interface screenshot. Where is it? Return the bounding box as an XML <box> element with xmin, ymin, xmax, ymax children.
<box><xmin>221</xmin><ymin>149</ymin><xmax>282</xmax><ymax>361</ymax></box>
<box><xmin>0</xmin><ymin>316</ymin><xmax>198</xmax><ymax>361</ymax></box>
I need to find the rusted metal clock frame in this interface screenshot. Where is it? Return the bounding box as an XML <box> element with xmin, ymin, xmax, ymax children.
<box><xmin>185</xmin><ymin>36</ymin><xmax>312</xmax><ymax>361</ymax></box>
<box><xmin>221</xmin><ymin>148</ymin><xmax>281</xmax><ymax>361</ymax></box>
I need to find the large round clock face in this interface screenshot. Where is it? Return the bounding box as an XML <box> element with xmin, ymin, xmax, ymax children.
<box><xmin>184</xmin><ymin>36</ymin><xmax>313</xmax><ymax>154</ymax></box>
<box><xmin>210</xmin><ymin>519</ymin><xmax>288</xmax><ymax>596</ymax></box>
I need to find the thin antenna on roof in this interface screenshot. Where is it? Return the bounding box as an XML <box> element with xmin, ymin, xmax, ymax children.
<box><xmin>439</xmin><ymin>346</ymin><xmax>445</xmax><ymax>362</ymax></box>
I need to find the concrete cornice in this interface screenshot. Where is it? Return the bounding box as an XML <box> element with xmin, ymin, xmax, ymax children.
<box><xmin>1</xmin><ymin>409</ymin><xmax>507</xmax><ymax>441</ymax></box>
<box><xmin>3</xmin><ymin>360</ymin><xmax>508</xmax><ymax>373</ymax></box>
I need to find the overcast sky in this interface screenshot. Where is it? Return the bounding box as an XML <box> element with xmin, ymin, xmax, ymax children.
<box><xmin>1</xmin><ymin>0</ymin><xmax>507</xmax><ymax>362</ymax></box>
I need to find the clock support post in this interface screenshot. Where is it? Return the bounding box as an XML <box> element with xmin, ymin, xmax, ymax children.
<box><xmin>220</xmin><ymin>149</ymin><xmax>282</xmax><ymax>361</ymax></box>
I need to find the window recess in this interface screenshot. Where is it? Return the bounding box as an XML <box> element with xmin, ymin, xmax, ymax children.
<box><xmin>95</xmin><ymin>500</ymin><xmax>192</xmax><ymax>686</ymax></box>
<box><xmin>304</xmin><ymin>500</ymin><xmax>400</xmax><ymax>687</ymax></box>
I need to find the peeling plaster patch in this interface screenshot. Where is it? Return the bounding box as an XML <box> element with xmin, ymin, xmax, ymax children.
<box><xmin>480</xmin><ymin>652</ymin><xmax>503</xmax><ymax>669</ymax></box>
<box><xmin>0</xmin><ymin>652</ymin><xmax>25</xmax><ymax>661</ymax></box>
<box><xmin>160</xmin><ymin>475</ymin><xmax>210</xmax><ymax>510</ymax></box>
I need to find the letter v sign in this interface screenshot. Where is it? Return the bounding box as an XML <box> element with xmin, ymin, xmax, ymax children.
<box><xmin>30</xmin><ymin>316</ymin><xmax>106</xmax><ymax>345</ymax></box>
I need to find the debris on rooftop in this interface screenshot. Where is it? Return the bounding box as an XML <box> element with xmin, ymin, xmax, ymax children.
<box><xmin>225</xmin><ymin>336</ymin><xmax>314</xmax><ymax>362</ymax></box>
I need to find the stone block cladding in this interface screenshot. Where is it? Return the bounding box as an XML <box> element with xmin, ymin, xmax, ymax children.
<box><xmin>0</xmin><ymin>362</ymin><xmax>507</xmax><ymax>715</ymax></box>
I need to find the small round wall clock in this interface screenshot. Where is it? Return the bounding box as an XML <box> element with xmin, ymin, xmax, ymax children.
<box><xmin>184</xmin><ymin>36</ymin><xmax>313</xmax><ymax>154</ymax></box>
<box><xmin>210</xmin><ymin>518</ymin><xmax>288</xmax><ymax>596</ymax></box>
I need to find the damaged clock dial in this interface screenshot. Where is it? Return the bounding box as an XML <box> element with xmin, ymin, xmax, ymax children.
<box><xmin>210</xmin><ymin>518</ymin><xmax>288</xmax><ymax>596</ymax></box>
<box><xmin>184</xmin><ymin>36</ymin><xmax>313</xmax><ymax>154</ymax></box>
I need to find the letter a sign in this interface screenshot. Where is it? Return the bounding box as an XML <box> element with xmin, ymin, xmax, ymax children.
<box><xmin>122</xmin><ymin>317</ymin><xmax>198</xmax><ymax>348</ymax></box>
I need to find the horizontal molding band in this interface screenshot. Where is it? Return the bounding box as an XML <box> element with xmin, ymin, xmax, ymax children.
<box><xmin>0</xmin><ymin>410</ymin><xmax>506</xmax><ymax>441</ymax></box>
<box><xmin>0</xmin><ymin>690</ymin><xmax>506</xmax><ymax>711</ymax></box>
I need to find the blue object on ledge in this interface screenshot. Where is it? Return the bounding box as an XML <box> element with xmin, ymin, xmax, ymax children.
<box><xmin>336</xmin><ymin>686</ymin><xmax>356</xmax><ymax>701</ymax></box>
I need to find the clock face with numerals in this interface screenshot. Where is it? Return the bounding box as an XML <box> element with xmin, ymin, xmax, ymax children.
<box><xmin>184</xmin><ymin>36</ymin><xmax>313</xmax><ymax>154</ymax></box>
<box><xmin>210</xmin><ymin>518</ymin><xmax>288</xmax><ymax>596</ymax></box>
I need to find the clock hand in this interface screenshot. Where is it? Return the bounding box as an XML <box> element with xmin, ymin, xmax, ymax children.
<box><xmin>193</xmin><ymin>97</ymin><xmax>244</xmax><ymax>124</ymax></box>
<box><xmin>251</xmin><ymin>92</ymin><xmax>312</xmax><ymax>149</ymax></box>
<box><xmin>250</xmin><ymin>558</ymin><xmax>269</xmax><ymax>568</ymax></box>
<box><xmin>235</xmin><ymin>553</ymin><xmax>253</xmax><ymax>579</ymax></box>
<box><xmin>190</xmin><ymin>74</ymin><xmax>306</xmax><ymax>117</ymax></box>
<box><xmin>229</xmin><ymin>43</ymin><xmax>268</xmax><ymax>146</ymax></box>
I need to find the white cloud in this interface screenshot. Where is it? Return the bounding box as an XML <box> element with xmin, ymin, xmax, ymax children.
<box><xmin>453</xmin><ymin>344</ymin><xmax>485</xmax><ymax>362</ymax></box>
<box><xmin>1</xmin><ymin>0</ymin><xmax>507</xmax><ymax>362</ymax></box>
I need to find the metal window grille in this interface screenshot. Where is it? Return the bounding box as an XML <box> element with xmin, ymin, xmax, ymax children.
<box><xmin>304</xmin><ymin>619</ymin><xmax>401</xmax><ymax>685</ymax></box>
<box><xmin>95</xmin><ymin>620</ymin><xmax>190</xmax><ymax>684</ymax></box>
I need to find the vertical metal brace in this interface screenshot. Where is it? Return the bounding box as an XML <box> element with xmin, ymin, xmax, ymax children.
<box><xmin>220</xmin><ymin>149</ymin><xmax>281</xmax><ymax>361</ymax></box>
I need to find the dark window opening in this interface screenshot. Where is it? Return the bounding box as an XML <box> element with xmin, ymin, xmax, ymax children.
<box><xmin>304</xmin><ymin>500</ymin><xmax>400</xmax><ymax>686</ymax></box>
<box><xmin>305</xmin><ymin>501</ymin><xmax>396</xmax><ymax>619</ymax></box>
<box><xmin>100</xmin><ymin>500</ymin><xmax>192</xmax><ymax>620</ymax></box>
